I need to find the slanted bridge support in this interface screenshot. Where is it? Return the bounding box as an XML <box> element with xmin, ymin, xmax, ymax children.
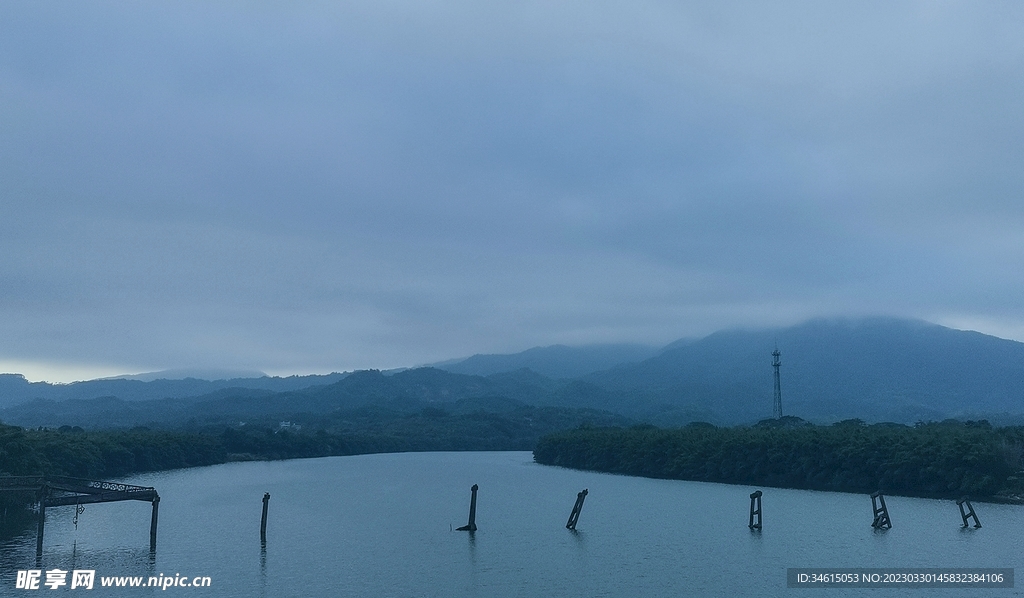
<box><xmin>871</xmin><ymin>491</ymin><xmax>892</xmax><ymax>529</ymax></box>
<box><xmin>566</xmin><ymin>489</ymin><xmax>588</xmax><ymax>531</ymax></box>
<box><xmin>957</xmin><ymin>497</ymin><xmax>981</xmax><ymax>528</ymax></box>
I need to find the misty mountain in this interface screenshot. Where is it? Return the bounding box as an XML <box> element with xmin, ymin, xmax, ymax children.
<box><xmin>104</xmin><ymin>368</ymin><xmax>269</xmax><ymax>382</ymax></box>
<box><xmin>585</xmin><ymin>317</ymin><xmax>1024</xmax><ymax>424</ymax></box>
<box><xmin>4</xmin><ymin>317</ymin><xmax>1024</xmax><ymax>430</ymax></box>
<box><xmin>0</xmin><ymin>372</ymin><xmax>350</xmax><ymax>409</ymax></box>
<box><xmin>435</xmin><ymin>343</ymin><xmax>660</xmax><ymax>378</ymax></box>
<box><xmin>0</xmin><ymin>368</ymin><xmax>612</xmax><ymax>430</ymax></box>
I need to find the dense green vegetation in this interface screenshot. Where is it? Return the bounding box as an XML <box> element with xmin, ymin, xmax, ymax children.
<box><xmin>533</xmin><ymin>419</ymin><xmax>1024</xmax><ymax>501</ymax></box>
<box><xmin>0</xmin><ymin>424</ymin><xmax>225</xmax><ymax>478</ymax></box>
<box><xmin>0</xmin><ymin>423</ymin><xmax>226</xmax><ymax>531</ymax></box>
<box><xmin>0</xmin><ymin>402</ymin><xmax>629</xmax><ymax>529</ymax></box>
<box><xmin>1</xmin><ymin>391</ymin><xmax>627</xmax><ymax>479</ymax></box>
<box><xmin>0</xmin><ymin>403</ymin><xmax>627</xmax><ymax>477</ymax></box>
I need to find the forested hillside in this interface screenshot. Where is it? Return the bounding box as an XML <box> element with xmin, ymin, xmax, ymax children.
<box><xmin>534</xmin><ymin>420</ymin><xmax>1024</xmax><ymax>501</ymax></box>
<box><xmin>584</xmin><ymin>318</ymin><xmax>1024</xmax><ymax>424</ymax></box>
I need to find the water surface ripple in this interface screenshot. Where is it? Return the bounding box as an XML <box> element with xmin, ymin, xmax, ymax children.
<box><xmin>1</xmin><ymin>452</ymin><xmax>1020</xmax><ymax>597</ymax></box>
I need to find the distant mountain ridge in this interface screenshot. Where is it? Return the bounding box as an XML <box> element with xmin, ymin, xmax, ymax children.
<box><xmin>0</xmin><ymin>368</ymin><xmax>606</xmax><ymax>429</ymax></box>
<box><xmin>3</xmin><ymin>317</ymin><xmax>1024</xmax><ymax>428</ymax></box>
<box><xmin>584</xmin><ymin>317</ymin><xmax>1024</xmax><ymax>424</ymax></box>
<box><xmin>0</xmin><ymin>371</ymin><xmax>349</xmax><ymax>409</ymax></box>
<box><xmin>102</xmin><ymin>368</ymin><xmax>269</xmax><ymax>382</ymax></box>
<box><xmin>434</xmin><ymin>343</ymin><xmax>660</xmax><ymax>378</ymax></box>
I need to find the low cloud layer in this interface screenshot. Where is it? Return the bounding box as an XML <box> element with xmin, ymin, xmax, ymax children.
<box><xmin>2</xmin><ymin>2</ymin><xmax>1022</xmax><ymax>381</ymax></box>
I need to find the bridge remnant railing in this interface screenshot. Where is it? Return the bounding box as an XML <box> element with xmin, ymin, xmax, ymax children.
<box><xmin>0</xmin><ymin>475</ymin><xmax>160</xmax><ymax>558</ymax></box>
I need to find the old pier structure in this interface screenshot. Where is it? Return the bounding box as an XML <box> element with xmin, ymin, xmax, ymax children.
<box><xmin>0</xmin><ymin>476</ymin><xmax>160</xmax><ymax>557</ymax></box>
<box><xmin>748</xmin><ymin>490</ymin><xmax>762</xmax><ymax>530</ymax></box>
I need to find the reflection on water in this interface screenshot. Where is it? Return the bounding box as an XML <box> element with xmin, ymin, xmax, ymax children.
<box><xmin>0</xmin><ymin>452</ymin><xmax>1021</xmax><ymax>597</ymax></box>
<box><xmin>258</xmin><ymin>543</ymin><xmax>267</xmax><ymax>598</ymax></box>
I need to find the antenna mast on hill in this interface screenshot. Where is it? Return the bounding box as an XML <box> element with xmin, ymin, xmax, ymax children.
<box><xmin>772</xmin><ymin>347</ymin><xmax>782</xmax><ymax>419</ymax></box>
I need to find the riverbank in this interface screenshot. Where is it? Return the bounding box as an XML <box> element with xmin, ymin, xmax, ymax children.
<box><xmin>0</xmin><ymin>403</ymin><xmax>628</xmax><ymax>524</ymax></box>
<box><xmin>533</xmin><ymin>420</ymin><xmax>1024</xmax><ymax>503</ymax></box>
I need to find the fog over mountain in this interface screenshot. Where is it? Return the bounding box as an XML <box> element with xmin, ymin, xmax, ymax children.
<box><xmin>0</xmin><ymin>372</ymin><xmax>349</xmax><ymax>410</ymax></box>
<box><xmin>584</xmin><ymin>317</ymin><xmax>1024</xmax><ymax>424</ymax></box>
<box><xmin>434</xmin><ymin>344</ymin><xmax>660</xmax><ymax>379</ymax></box>
<box><xmin>3</xmin><ymin>318</ymin><xmax>1024</xmax><ymax>429</ymax></box>
<box><xmin>105</xmin><ymin>369</ymin><xmax>269</xmax><ymax>382</ymax></box>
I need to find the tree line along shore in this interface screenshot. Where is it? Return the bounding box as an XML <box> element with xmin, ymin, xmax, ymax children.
<box><xmin>3</xmin><ymin>416</ymin><xmax>1023</xmax><ymax>533</ymax></box>
<box><xmin>533</xmin><ymin>418</ymin><xmax>1024</xmax><ymax>503</ymax></box>
<box><xmin>0</xmin><ymin>403</ymin><xmax>626</xmax><ymax>530</ymax></box>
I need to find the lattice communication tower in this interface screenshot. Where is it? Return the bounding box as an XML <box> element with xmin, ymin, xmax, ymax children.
<box><xmin>772</xmin><ymin>347</ymin><xmax>782</xmax><ymax>419</ymax></box>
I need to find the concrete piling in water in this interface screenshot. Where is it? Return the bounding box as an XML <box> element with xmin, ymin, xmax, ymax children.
<box><xmin>149</xmin><ymin>495</ymin><xmax>160</xmax><ymax>552</ymax></box>
<box><xmin>566</xmin><ymin>489</ymin><xmax>588</xmax><ymax>531</ymax></box>
<box><xmin>748</xmin><ymin>490</ymin><xmax>762</xmax><ymax>530</ymax></box>
<box><xmin>957</xmin><ymin>497</ymin><xmax>981</xmax><ymax>528</ymax></box>
<box><xmin>870</xmin><ymin>491</ymin><xmax>892</xmax><ymax>529</ymax></box>
<box><xmin>456</xmin><ymin>484</ymin><xmax>478</xmax><ymax>531</ymax></box>
<box><xmin>261</xmin><ymin>493</ymin><xmax>270</xmax><ymax>543</ymax></box>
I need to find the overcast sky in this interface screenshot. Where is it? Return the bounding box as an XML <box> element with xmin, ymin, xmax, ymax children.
<box><xmin>1</xmin><ymin>1</ymin><xmax>1022</xmax><ymax>382</ymax></box>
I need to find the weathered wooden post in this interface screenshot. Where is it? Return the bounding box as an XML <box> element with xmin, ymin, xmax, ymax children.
<box><xmin>957</xmin><ymin>497</ymin><xmax>981</xmax><ymax>528</ymax></box>
<box><xmin>261</xmin><ymin>492</ymin><xmax>270</xmax><ymax>542</ymax></box>
<box><xmin>870</xmin><ymin>491</ymin><xmax>891</xmax><ymax>529</ymax></box>
<box><xmin>456</xmin><ymin>484</ymin><xmax>478</xmax><ymax>531</ymax></box>
<box><xmin>748</xmin><ymin>490</ymin><xmax>762</xmax><ymax>530</ymax></box>
<box><xmin>566</xmin><ymin>489</ymin><xmax>588</xmax><ymax>530</ymax></box>
<box><xmin>36</xmin><ymin>484</ymin><xmax>47</xmax><ymax>558</ymax></box>
<box><xmin>149</xmin><ymin>495</ymin><xmax>160</xmax><ymax>551</ymax></box>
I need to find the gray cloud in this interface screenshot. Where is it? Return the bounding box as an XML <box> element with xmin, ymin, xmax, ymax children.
<box><xmin>2</xmin><ymin>1</ymin><xmax>1023</xmax><ymax>380</ymax></box>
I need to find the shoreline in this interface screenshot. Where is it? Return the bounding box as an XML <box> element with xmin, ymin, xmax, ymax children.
<box><xmin>533</xmin><ymin>421</ymin><xmax>1024</xmax><ymax>505</ymax></box>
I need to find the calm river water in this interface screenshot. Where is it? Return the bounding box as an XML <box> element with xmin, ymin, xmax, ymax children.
<box><xmin>1</xmin><ymin>451</ymin><xmax>1021</xmax><ymax>597</ymax></box>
